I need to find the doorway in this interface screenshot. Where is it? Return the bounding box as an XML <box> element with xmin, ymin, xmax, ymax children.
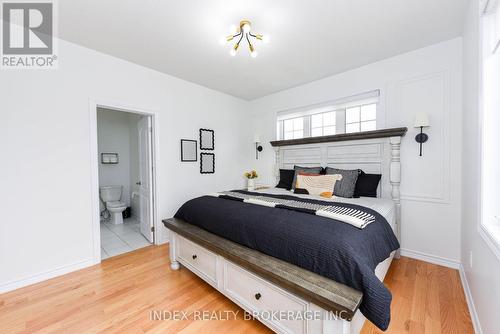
<box><xmin>90</xmin><ymin>102</ymin><xmax>159</xmax><ymax>262</ymax></box>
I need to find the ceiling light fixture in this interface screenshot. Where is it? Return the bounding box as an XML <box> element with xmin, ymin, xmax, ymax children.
<box><xmin>224</xmin><ymin>20</ymin><xmax>268</xmax><ymax>58</ymax></box>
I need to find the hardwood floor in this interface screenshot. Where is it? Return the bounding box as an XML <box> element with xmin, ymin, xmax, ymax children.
<box><xmin>360</xmin><ymin>257</ymin><xmax>473</xmax><ymax>334</ymax></box>
<box><xmin>0</xmin><ymin>245</ymin><xmax>272</xmax><ymax>334</ymax></box>
<box><xmin>0</xmin><ymin>245</ymin><xmax>473</xmax><ymax>334</ymax></box>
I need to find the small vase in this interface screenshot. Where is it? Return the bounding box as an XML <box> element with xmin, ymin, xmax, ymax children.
<box><xmin>247</xmin><ymin>178</ymin><xmax>255</xmax><ymax>191</ymax></box>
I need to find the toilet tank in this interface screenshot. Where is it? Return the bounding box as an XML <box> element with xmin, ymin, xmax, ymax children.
<box><xmin>99</xmin><ymin>185</ymin><xmax>122</xmax><ymax>202</ymax></box>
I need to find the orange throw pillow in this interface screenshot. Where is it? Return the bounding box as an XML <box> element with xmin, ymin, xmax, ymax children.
<box><xmin>296</xmin><ymin>173</ymin><xmax>343</xmax><ymax>198</ymax></box>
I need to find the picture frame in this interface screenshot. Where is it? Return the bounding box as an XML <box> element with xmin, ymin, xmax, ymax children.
<box><xmin>180</xmin><ymin>139</ymin><xmax>197</xmax><ymax>162</ymax></box>
<box><xmin>199</xmin><ymin>128</ymin><xmax>215</xmax><ymax>150</ymax></box>
<box><xmin>101</xmin><ymin>153</ymin><xmax>119</xmax><ymax>164</ymax></box>
<box><xmin>200</xmin><ymin>153</ymin><xmax>215</xmax><ymax>174</ymax></box>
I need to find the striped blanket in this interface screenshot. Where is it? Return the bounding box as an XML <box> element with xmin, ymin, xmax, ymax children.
<box><xmin>209</xmin><ymin>191</ymin><xmax>376</xmax><ymax>229</ymax></box>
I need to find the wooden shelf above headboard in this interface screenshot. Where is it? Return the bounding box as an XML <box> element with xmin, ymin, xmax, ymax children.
<box><xmin>270</xmin><ymin>127</ymin><xmax>408</xmax><ymax>147</ymax></box>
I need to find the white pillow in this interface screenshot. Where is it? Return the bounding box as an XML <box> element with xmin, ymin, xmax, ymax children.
<box><xmin>296</xmin><ymin>173</ymin><xmax>343</xmax><ymax>198</ymax></box>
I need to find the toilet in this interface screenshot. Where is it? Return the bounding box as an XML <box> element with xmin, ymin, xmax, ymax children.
<box><xmin>99</xmin><ymin>185</ymin><xmax>127</xmax><ymax>225</ymax></box>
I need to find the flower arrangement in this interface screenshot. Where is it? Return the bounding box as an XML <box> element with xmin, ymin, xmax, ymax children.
<box><xmin>244</xmin><ymin>170</ymin><xmax>258</xmax><ymax>191</ymax></box>
<box><xmin>244</xmin><ymin>170</ymin><xmax>258</xmax><ymax>179</ymax></box>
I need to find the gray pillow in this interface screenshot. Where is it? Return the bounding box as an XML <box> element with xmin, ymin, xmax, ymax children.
<box><xmin>325</xmin><ymin>167</ymin><xmax>360</xmax><ymax>198</ymax></box>
<box><xmin>292</xmin><ymin>166</ymin><xmax>323</xmax><ymax>189</ymax></box>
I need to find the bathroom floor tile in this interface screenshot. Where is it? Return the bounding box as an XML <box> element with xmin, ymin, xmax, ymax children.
<box><xmin>121</xmin><ymin>234</ymin><xmax>150</xmax><ymax>249</ymax></box>
<box><xmin>100</xmin><ymin>227</ymin><xmax>113</xmax><ymax>233</ymax></box>
<box><xmin>128</xmin><ymin>239</ymin><xmax>151</xmax><ymax>250</ymax></box>
<box><xmin>101</xmin><ymin>248</ymin><xmax>109</xmax><ymax>260</ymax></box>
<box><xmin>105</xmin><ymin>245</ymin><xmax>133</xmax><ymax>257</ymax></box>
<box><xmin>100</xmin><ymin>217</ymin><xmax>151</xmax><ymax>259</ymax></box>
<box><xmin>102</xmin><ymin>238</ymin><xmax>127</xmax><ymax>251</ymax></box>
<box><xmin>105</xmin><ymin>225</ymin><xmax>127</xmax><ymax>233</ymax></box>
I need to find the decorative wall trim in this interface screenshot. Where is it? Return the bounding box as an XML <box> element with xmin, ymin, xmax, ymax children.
<box><xmin>269</xmin><ymin>127</ymin><xmax>407</xmax><ymax>147</ymax></box>
<box><xmin>394</xmin><ymin>71</ymin><xmax>452</xmax><ymax>204</ymax></box>
<box><xmin>0</xmin><ymin>258</ymin><xmax>94</xmax><ymax>293</ymax></box>
<box><xmin>400</xmin><ymin>248</ymin><xmax>460</xmax><ymax>269</ymax></box>
<box><xmin>459</xmin><ymin>264</ymin><xmax>483</xmax><ymax>334</ymax></box>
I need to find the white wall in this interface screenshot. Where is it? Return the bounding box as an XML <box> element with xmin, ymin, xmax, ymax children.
<box><xmin>0</xmin><ymin>38</ymin><xmax>249</xmax><ymax>292</ymax></box>
<box><xmin>97</xmin><ymin>108</ymin><xmax>141</xmax><ymax>207</ymax></box>
<box><xmin>461</xmin><ymin>1</ymin><xmax>500</xmax><ymax>333</ymax></box>
<box><xmin>247</xmin><ymin>38</ymin><xmax>463</xmax><ymax>264</ymax></box>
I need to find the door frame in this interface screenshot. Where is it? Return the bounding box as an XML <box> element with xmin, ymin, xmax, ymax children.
<box><xmin>89</xmin><ymin>98</ymin><xmax>161</xmax><ymax>264</ymax></box>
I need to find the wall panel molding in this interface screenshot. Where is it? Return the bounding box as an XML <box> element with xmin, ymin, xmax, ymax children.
<box><xmin>392</xmin><ymin>70</ymin><xmax>452</xmax><ymax>204</ymax></box>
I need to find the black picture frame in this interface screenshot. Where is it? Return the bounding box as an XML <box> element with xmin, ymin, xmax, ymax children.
<box><xmin>200</xmin><ymin>153</ymin><xmax>215</xmax><ymax>174</ymax></box>
<box><xmin>101</xmin><ymin>153</ymin><xmax>119</xmax><ymax>164</ymax></box>
<box><xmin>180</xmin><ymin>139</ymin><xmax>197</xmax><ymax>162</ymax></box>
<box><xmin>199</xmin><ymin>128</ymin><xmax>215</xmax><ymax>150</ymax></box>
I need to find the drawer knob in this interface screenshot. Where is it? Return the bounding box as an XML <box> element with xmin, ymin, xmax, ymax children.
<box><xmin>254</xmin><ymin>293</ymin><xmax>261</xmax><ymax>300</ymax></box>
<box><xmin>192</xmin><ymin>254</ymin><xmax>197</xmax><ymax>260</ymax></box>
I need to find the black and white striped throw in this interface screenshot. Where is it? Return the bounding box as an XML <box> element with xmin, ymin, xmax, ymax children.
<box><xmin>210</xmin><ymin>191</ymin><xmax>376</xmax><ymax>229</ymax></box>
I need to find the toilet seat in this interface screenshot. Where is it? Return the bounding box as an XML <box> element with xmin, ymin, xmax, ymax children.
<box><xmin>107</xmin><ymin>201</ymin><xmax>126</xmax><ymax>209</ymax></box>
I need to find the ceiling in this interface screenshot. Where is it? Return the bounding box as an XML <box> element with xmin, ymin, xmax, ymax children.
<box><xmin>58</xmin><ymin>0</ymin><xmax>469</xmax><ymax>100</ymax></box>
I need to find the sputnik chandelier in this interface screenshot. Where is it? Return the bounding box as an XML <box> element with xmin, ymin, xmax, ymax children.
<box><xmin>223</xmin><ymin>20</ymin><xmax>269</xmax><ymax>58</ymax></box>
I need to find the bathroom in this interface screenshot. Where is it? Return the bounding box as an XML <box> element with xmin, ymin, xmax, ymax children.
<box><xmin>97</xmin><ymin>107</ymin><xmax>153</xmax><ymax>259</ymax></box>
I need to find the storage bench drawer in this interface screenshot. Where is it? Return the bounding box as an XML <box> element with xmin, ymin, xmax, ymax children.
<box><xmin>223</xmin><ymin>261</ymin><xmax>307</xmax><ymax>334</ymax></box>
<box><xmin>176</xmin><ymin>235</ymin><xmax>217</xmax><ymax>285</ymax></box>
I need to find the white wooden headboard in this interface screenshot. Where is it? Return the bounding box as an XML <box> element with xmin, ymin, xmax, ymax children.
<box><xmin>270</xmin><ymin>128</ymin><xmax>406</xmax><ymax>256</ymax></box>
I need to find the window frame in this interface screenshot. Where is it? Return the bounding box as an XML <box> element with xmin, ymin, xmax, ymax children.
<box><xmin>478</xmin><ymin>1</ymin><xmax>500</xmax><ymax>261</ymax></box>
<box><xmin>276</xmin><ymin>101</ymin><xmax>378</xmax><ymax>141</ymax></box>
<box><xmin>345</xmin><ymin>103</ymin><xmax>377</xmax><ymax>134</ymax></box>
<box><xmin>282</xmin><ymin>116</ymin><xmax>305</xmax><ymax>140</ymax></box>
<box><xmin>310</xmin><ymin>111</ymin><xmax>337</xmax><ymax>137</ymax></box>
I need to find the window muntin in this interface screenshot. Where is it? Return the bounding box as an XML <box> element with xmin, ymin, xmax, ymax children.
<box><xmin>345</xmin><ymin>104</ymin><xmax>377</xmax><ymax>134</ymax></box>
<box><xmin>311</xmin><ymin>111</ymin><xmax>336</xmax><ymax>137</ymax></box>
<box><xmin>283</xmin><ymin>117</ymin><xmax>304</xmax><ymax>140</ymax></box>
<box><xmin>276</xmin><ymin>93</ymin><xmax>378</xmax><ymax>140</ymax></box>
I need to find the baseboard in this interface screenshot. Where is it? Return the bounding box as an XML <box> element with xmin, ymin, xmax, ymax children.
<box><xmin>0</xmin><ymin>258</ymin><xmax>95</xmax><ymax>294</ymax></box>
<box><xmin>400</xmin><ymin>248</ymin><xmax>460</xmax><ymax>269</ymax></box>
<box><xmin>459</xmin><ymin>265</ymin><xmax>483</xmax><ymax>334</ymax></box>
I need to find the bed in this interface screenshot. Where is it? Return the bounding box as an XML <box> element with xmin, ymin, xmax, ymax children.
<box><xmin>163</xmin><ymin>128</ymin><xmax>406</xmax><ymax>334</ymax></box>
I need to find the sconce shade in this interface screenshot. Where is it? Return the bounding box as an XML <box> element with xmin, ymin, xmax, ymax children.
<box><xmin>254</xmin><ymin>134</ymin><xmax>261</xmax><ymax>143</ymax></box>
<box><xmin>414</xmin><ymin>112</ymin><xmax>430</xmax><ymax>128</ymax></box>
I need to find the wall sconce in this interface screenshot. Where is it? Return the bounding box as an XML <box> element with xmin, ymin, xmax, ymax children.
<box><xmin>414</xmin><ymin>112</ymin><xmax>430</xmax><ymax>156</ymax></box>
<box><xmin>254</xmin><ymin>134</ymin><xmax>263</xmax><ymax>159</ymax></box>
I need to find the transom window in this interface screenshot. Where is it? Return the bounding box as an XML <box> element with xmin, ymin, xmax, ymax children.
<box><xmin>345</xmin><ymin>104</ymin><xmax>377</xmax><ymax>133</ymax></box>
<box><xmin>276</xmin><ymin>92</ymin><xmax>378</xmax><ymax>140</ymax></box>
<box><xmin>311</xmin><ymin>111</ymin><xmax>336</xmax><ymax>137</ymax></box>
<box><xmin>283</xmin><ymin>117</ymin><xmax>304</xmax><ymax>140</ymax></box>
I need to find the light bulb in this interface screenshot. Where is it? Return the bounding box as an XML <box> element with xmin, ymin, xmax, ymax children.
<box><xmin>262</xmin><ymin>35</ymin><xmax>270</xmax><ymax>44</ymax></box>
<box><xmin>229</xmin><ymin>48</ymin><xmax>237</xmax><ymax>56</ymax></box>
<box><xmin>242</xmin><ymin>23</ymin><xmax>251</xmax><ymax>33</ymax></box>
<box><xmin>229</xmin><ymin>25</ymin><xmax>237</xmax><ymax>35</ymax></box>
<box><xmin>251</xmin><ymin>50</ymin><xmax>258</xmax><ymax>58</ymax></box>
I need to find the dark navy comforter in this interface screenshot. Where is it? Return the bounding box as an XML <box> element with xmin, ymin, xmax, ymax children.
<box><xmin>174</xmin><ymin>191</ymin><xmax>399</xmax><ymax>330</ymax></box>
